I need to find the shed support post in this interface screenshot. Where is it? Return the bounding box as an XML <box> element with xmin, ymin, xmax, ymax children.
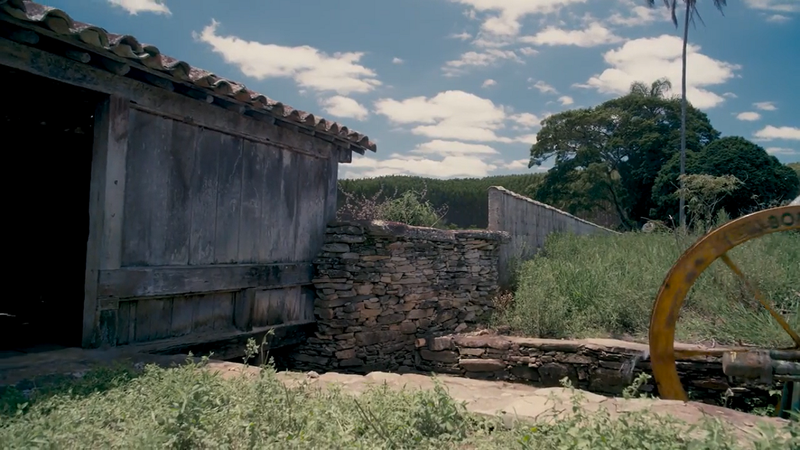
<box><xmin>83</xmin><ymin>95</ymin><xmax>129</xmax><ymax>348</ymax></box>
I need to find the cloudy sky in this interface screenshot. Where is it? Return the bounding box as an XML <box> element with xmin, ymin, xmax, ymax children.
<box><xmin>49</xmin><ymin>0</ymin><xmax>800</xmax><ymax>178</ymax></box>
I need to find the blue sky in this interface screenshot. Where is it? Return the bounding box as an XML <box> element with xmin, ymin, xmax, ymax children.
<box><xmin>45</xmin><ymin>0</ymin><xmax>800</xmax><ymax>178</ymax></box>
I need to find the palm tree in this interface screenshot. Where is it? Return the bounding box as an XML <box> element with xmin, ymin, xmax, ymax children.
<box><xmin>645</xmin><ymin>1</ymin><xmax>727</xmax><ymax>230</ymax></box>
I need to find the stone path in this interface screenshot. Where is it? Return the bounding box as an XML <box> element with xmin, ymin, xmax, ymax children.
<box><xmin>0</xmin><ymin>346</ymin><xmax>791</xmax><ymax>444</ymax></box>
<box><xmin>204</xmin><ymin>360</ymin><xmax>790</xmax><ymax>443</ymax></box>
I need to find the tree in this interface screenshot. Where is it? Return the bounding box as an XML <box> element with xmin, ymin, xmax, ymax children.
<box><xmin>645</xmin><ymin>0</ymin><xmax>728</xmax><ymax>229</ymax></box>
<box><xmin>675</xmin><ymin>173</ymin><xmax>741</xmax><ymax>231</ymax></box>
<box><xmin>529</xmin><ymin>79</ymin><xmax>719</xmax><ymax>229</ymax></box>
<box><xmin>652</xmin><ymin>137</ymin><xmax>800</xmax><ymax>219</ymax></box>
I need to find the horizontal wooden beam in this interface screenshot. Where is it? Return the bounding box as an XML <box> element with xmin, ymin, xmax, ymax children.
<box><xmin>128</xmin><ymin>321</ymin><xmax>315</xmax><ymax>361</ymax></box>
<box><xmin>98</xmin><ymin>263</ymin><xmax>314</xmax><ymax>301</ymax></box>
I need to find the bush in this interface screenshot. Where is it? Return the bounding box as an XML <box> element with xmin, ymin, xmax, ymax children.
<box><xmin>337</xmin><ymin>182</ymin><xmax>448</xmax><ymax>228</ymax></box>
<box><xmin>499</xmin><ymin>224</ymin><xmax>800</xmax><ymax>346</ymax></box>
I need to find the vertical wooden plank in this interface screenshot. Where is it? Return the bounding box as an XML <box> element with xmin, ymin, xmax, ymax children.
<box><xmin>84</xmin><ymin>95</ymin><xmax>129</xmax><ymax>348</ymax></box>
<box><xmin>292</xmin><ymin>154</ymin><xmax>313</xmax><ymax>261</ymax></box>
<box><xmin>189</xmin><ymin>129</ymin><xmax>220</xmax><ymax>265</ymax></box>
<box><xmin>238</xmin><ymin>141</ymin><xmax>265</xmax><ymax>263</ymax></box>
<box><xmin>134</xmin><ymin>299</ymin><xmax>173</xmax><ymax>342</ymax></box>
<box><xmin>275</xmin><ymin>149</ymin><xmax>299</xmax><ymax>262</ymax></box>
<box><xmin>170</xmin><ymin>295</ymin><xmax>195</xmax><ymax>337</ymax></box>
<box><xmin>233</xmin><ymin>288</ymin><xmax>255</xmax><ymax>331</ymax></box>
<box><xmin>161</xmin><ymin>121</ymin><xmax>197</xmax><ymax>265</ymax></box>
<box><xmin>192</xmin><ymin>294</ymin><xmax>217</xmax><ymax>332</ymax></box>
<box><xmin>251</xmin><ymin>289</ymin><xmax>271</xmax><ymax>327</ymax></box>
<box><xmin>259</xmin><ymin>147</ymin><xmax>285</xmax><ymax>263</ymax></box>
<box><xmin>294</xmin><ymin>155</ymin><xmax>328</xmax><ymax>262</ymax></box>
<box><xmin>121</xmin><ymin>110</ymin><xmax>173</xmax><ymax>266</ymax></box>
<box><xmin>265</xmin><ymin>288</ymin><xmax>287</xmax><ymax>326</ymax></box>
<box><xmin>116</xmin><ymin>301</ymin><xmax>135</xmax><ymax>345</ymax></box>
<box><xmin>214</xmin><ymin>134</ymin><xmax>244</xmax><ymax>263</ymax></box>
<box><xmin>299</xmin><ymin>286</ymin><xmax>317</xmax><ymax>322</ymax></box>
<box><xmin>324</xmin><ymin>149</ymin><xmax>339</xmax><ymax>224</ymax></box>
<box><xmin>213</xmin><ymin>292</ymin><xmax>235</xmax><ymax>330</ymax></box>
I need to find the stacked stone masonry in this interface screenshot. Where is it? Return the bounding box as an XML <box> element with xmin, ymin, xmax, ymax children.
<box><xmin>289</xmin><ymin>220</ymin><xmax>509</xmax><ymax>372</ymax></box>
<box><xmin>415</xmin><ymin>332</ymin><xmax>779</xmax><ymax>403</ymax></box>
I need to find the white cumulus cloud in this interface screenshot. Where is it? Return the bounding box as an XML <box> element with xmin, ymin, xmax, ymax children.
<box><xmin>374</xmin><ymin>90</ymin><xmax>513</xmax><ymax>142</ymax></box>
<box><xmin>754</xmin><ymin>101</ymin><xmax>777</xmax><ymax>111</ymax></box>
<box><xmin>510</xmin><ymin>112</ymin><xmax>542</xmax><ymax>129</ymax></box>
<box><xmin>319</xmin><ymin>96</ymin><xmax>369</xmax><ymax>121</ymax></box>
<box><xmin>736</xmin><ymin>112</ymin><xmax>761</xmax><ymax>121</ymax></box>
<box><xmin>744</xmin><ymin>0</ymin><xmax>799</xmax><ymax>13</ymax></box>
<box><xmin>765</xmin><ymin>147</ymin><xmax>798</xmax><ymax>155</ymax></box>
<box><xmin>519</xmin><ymin>22</ymin><xmax>623</xmax><ymax>47</ymax></box>
<box><xmin>580</xmin><ymin>35</ymin><xmax>740</xmax><ymax>109</ymax></box>
<box><xmin>558</xmin><ymin>96</ymin><xmax>574</xmax><ymax>106</ymax></box>
<box><xmin>443</xmin><ymin>49</ymin><xmax>523</xmax><ymax>76</ymax></box>
<box><xmin>107</xmin><ymin>0</ymin><xmax>170</xmax><ymax>15</ymax></box>
<box><xmin>392</xmin><ymin>57</ymin><xmax>405</xmax><ymax>64</ymax></box>
<box><xmin>530</xmin><ymin>79</ymin><xmax>558</xmax><ymax>94</ymax></box>
<box><xmin>482</xmin><ymin>79</ymin><xmax>497</xmax><ymax>88</ymax></box>
<box><xmin>342</xmin><ymin>154</ymin><xmax>499</xmax><ymax>179</ymax></box>
<box><xmin>411</xmin><ymin>140</ymin><xmax>499</xmax><ymax>156</ymax></box>
<box><xmin>448</xmin><ymin>0</ymin><xmax>588</xmax><ymax>37</ymax></box>
<box><xmin>195</xmin><ymin>20</ymin><xmax>380</xmax><ymax>95</ymax></box>
<box><xmin>754</xmin><ymin>126</ymin><xmax>800</xmax><ymax>141</ymax></box>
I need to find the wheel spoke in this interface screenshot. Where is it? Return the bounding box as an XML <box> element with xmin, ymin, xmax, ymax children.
<box><xmin>719</xmin><ymin>252</ymin><xmax>800</xmax><ymax>348</ymax></box>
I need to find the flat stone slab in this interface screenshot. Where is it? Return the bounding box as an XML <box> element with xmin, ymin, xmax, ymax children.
<box><xmin>202</xmin><ymin>361</ymin><xmax>788</xmax><ymax>443</ymax></box>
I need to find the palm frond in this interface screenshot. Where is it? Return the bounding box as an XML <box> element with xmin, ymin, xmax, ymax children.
<box><xmin>644</xmin><ymin>0</ymin><xmax>728</xmax><ymax>28</ymax></box>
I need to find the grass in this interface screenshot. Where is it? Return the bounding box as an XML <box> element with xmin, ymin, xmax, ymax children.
<box><xmin>497</xmin><ymin>225</ymin><xmax>800</xmax><ymax>347</ymax></box>
<box><xmin>0</xmin><ymin>356</ymin><xmax>796</xmax><ymax>449</ymax></box>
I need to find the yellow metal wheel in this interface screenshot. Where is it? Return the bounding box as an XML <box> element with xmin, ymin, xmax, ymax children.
<box><xmin>649</xmin><ymin>205</ymin><xmax>800</xmax><ymax>401</ymax></box>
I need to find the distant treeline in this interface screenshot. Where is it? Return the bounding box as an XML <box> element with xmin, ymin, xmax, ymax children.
<box><xmin>337</xmin><ymin>174</ymin><xmax>544</xmax><ymax>229</ymax></box>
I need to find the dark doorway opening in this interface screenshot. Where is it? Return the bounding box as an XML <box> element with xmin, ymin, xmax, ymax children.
<box><xmin>0</xmin><ymin>66</ymin><xmax>104</xmax><ymax>357</ymax></box>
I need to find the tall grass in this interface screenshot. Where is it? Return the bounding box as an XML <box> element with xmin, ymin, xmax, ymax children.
<box><xmin>499</xmin><ymin>225</ymin><xmax>800</xmax><ymax>347</ymax></box>
<box><xmin>0</xmin><ymin>358</ymin><xmax>795</xmax><ymax>449</ymax></box>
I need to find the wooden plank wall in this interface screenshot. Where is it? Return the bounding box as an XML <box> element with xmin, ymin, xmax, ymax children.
<box><xmin>103</xmin><ymin>109</ymin><xmax>334</xmax><ymax>346</ymax></box>
<box><xmin>487</xmin><ymin>186</ymin><xmax>618</xmax><ymax>289</ymax></box>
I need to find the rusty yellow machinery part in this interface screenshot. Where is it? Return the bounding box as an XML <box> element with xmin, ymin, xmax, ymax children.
<box><xmin>649</xmin><ymin>205</ymin><xmax>800</xmax><ymax>402</ymax></box>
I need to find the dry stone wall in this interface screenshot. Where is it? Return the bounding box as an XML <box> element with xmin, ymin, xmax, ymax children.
<box><xmin>416</xmin><ymin>332</ymin><xmax>779</xmax><ymax>404</ymax></box>
<box><xmin>288</xmin><ymin>220</ymin><xmax>509</xmax><ymax>373</ymax></box>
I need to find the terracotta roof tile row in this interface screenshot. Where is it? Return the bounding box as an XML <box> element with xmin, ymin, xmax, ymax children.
<box><xmin>0</xmin><ymin>0</ymin><xmax>377</xmax><ymax>153</ymax></box>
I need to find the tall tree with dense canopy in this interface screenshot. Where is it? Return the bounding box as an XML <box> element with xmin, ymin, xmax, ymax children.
<box><xmin>529</xmin><ymin>79</ymin><xmax>719</xmax><ymax>229</ymax></box>
<box><xmin>652</xmin><ymin>137</ymin><xmax>800</xmax><ymax>219</ymax></box>
<box><xmin>645</xmin><ymin>0</ymin><xmax>728</xmax><ymax>229</ymax></box>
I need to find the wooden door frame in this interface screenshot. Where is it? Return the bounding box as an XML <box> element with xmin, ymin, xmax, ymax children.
<box><xmin>83</xmin><ymin>95</ymin><xmax>130</xmax><ymax>348</ymax></box>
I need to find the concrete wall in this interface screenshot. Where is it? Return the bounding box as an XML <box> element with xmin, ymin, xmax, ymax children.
<box><xmin>487</xmin><ymin>186</ymin><xmax>618</xmax><ymax>288</ymax></box>
<box><xmin>288</xmin><ymin>220</ymin><xmax>509</xmax><ymax>373</ymax></box>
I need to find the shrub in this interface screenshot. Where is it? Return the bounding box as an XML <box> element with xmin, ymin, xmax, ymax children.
<box><xmin>337</xmin><ymin>182</ymin><xmax>448</xmax><ymax>228</ymax></box>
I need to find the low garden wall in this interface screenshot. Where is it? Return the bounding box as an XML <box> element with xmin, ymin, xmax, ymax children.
<box><xmin>414</xmin><ymin>332</ymin><xmax>777</xmax><ymax>403</ymax></box>
<box><xmin>288</xmin><ymin>220</ymin><xmax>509</xmax><ymax>372</ymax></box>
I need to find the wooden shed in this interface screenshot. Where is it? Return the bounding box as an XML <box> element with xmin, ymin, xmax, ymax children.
<box><xmin>0</xmin><ymin>0</ymin><xmax>377</xmax><ymax>359</ymax></box>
